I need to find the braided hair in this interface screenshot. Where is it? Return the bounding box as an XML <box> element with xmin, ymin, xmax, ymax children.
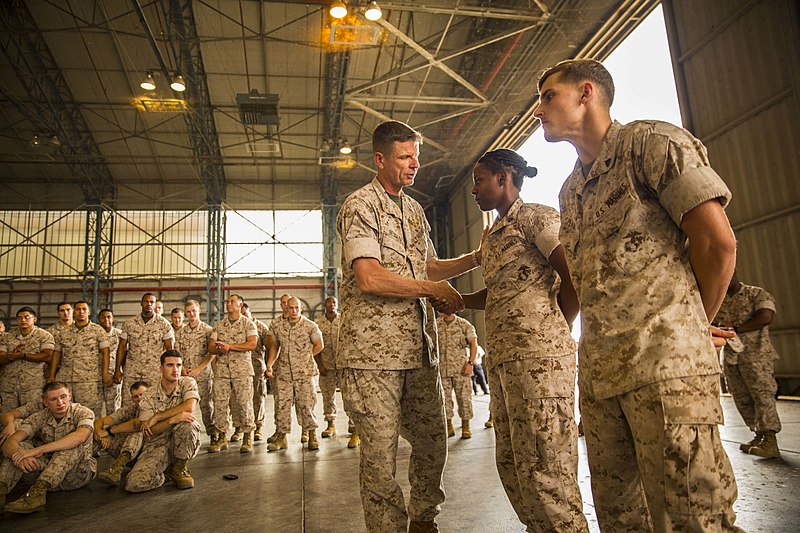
<box><xmin>477</xmin><ymin>149</ymin><xmax>537</xmax><ymax>190</ymax></box>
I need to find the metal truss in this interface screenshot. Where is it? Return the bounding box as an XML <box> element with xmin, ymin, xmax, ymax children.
<box><xmin>206</xmin><ymin>203</ymin><xmax>224</xmax><ymax>324</ymax></box>
<box><xmin>133</xmin><ymin>0</ymin><xmax>226</xmax><ymax>204</ymax></box>
<box><xmin>0</xmin><ymin>0</ymin><xmax>115</xmax><ymax>204</ymax></box>
<box><xmin>82</xmin><ymin>204</ymin><xmax>114</xmax><ymax>317</ymax></box>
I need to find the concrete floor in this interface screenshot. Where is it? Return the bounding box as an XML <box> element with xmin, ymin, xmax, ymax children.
<box><xmin>1</xmin><ymin>391</ymin><xmax>798</xmax><ymax>532</ymax></box>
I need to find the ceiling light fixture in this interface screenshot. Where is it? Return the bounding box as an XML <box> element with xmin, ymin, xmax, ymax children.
<box><xmin>140</xmin><ymin>71</ymin><xmax>156</xmax><ymax>91</ymax></box>
<box><xmin>29</xmin><ymin>135</ymin><xmax>41</xmax><ymax>147</ymax></box>
<box><xmin>339</xmin><ymin>140</ymin><xmax>352</xmax><ymax>155</ymax></box>
<box><xmin>364</xmin><ymin>1</ymin><xmax>382</xmax><ymax>21</ymax></box>
<box><xmin>330</xmin><ymin>1</ymin><xmax>348</xmax><ymax>19</ymax></box>
<box><xmin>170</xmin><ymin>73</ymin><xmax>186</xmax><ymax>92</ymax></box>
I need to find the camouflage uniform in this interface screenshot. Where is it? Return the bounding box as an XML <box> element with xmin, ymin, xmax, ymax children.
<box><xmin>104</xmin><ymin>402</ymin><xmax>145</xmax><ymax>459</ymax></box>
<box><xmin>435</xmin><ymin>315</ymin><xmax>476</xmax><ymax>422</ymax></box>
<box><xmin>125</xmin><ymin>376</ymin><xmax>201</xmax><ymax>493</ymax></box>
<box><xmin>481</xmin><ymin>198</ymin><xmax>586</xmax><ymax>532</ymax></box>
<box><xmin>338</xmin><ymin>177</ymin><xmax>447</xmax><ymax>532</ymax></box>
<box><xmin>0</xmin><ymin>327</ymin><xmax>55</xmax><ymax>409</ymax></box>
<box><xmin>0</xmin><ymin>403</ymin><xmax>95</xmax><ymax>492</ymax></box>
<box><xmin>267</xmin><ymin>315</ymin><xmax>287</xmax><ymax>427</ymax></box>
<box><xmin>559</xmin><ymin>120</ymin><xmax>740</xmax><ymax>532</ymax></box>
<box><xmin>102</xmin><ymin>326</ymin><xmax>123</xmax><ymax>416</ymax></box>
<box><xmin>53</xmin><ymin>322</ymin><xmax>110</xmax><ymax>418</ymax></box>
<box><xmin>118</xmin><ymin>315</ymin><xmax>174</xmax><ymax>407</ymax></box>
<box><xmin>314</xmin><ymin>313</ymin><xmax>340</xmax><ymax>421</ymax></box>
<box><xmin>210</xmin><ymin>315</ymin><xmax>258</xmax><ymax>434</ymax></box>
<box><xmin>47</xmin><ymin>322</ymin><xmax>71</xmax><ymax>381</ymax></box>
<box><xmin>716</xmin><ymin>284</ymin><xmax>781</xmax><ymax>433</ymax></box>
<box><xmin>270</xmin><ymin>316</ymin><xmax>321</xmax><ymax>433</ymax></box>
<box><xmin>250</xmin><ymin>318</ymin><xmax>270</xmax><ymax>430</ymax></box>
<box><xmin>174</xmin><ymin>321</ymin><xmax>216</xmax><ymax>436</ymax></box>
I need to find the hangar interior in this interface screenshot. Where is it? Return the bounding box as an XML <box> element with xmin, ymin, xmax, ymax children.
<box><xmin>0</xmin><ymin>0</ymin><xmax>798</xmax><ymax>530</ymax></box>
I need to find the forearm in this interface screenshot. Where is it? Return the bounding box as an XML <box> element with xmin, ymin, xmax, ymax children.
<box><xmin>36</xmin><ymin>428</ymin><xmax>91</xmax><ymax>455</ymax></box>
<box><xmin>196</xmin><ymin>353</ymin><xmax>215</xmax><ymax>372</ymax></box>
<box><xmin>426</xmin><ymin>252</ymin><xmax>480</xmax><ymax>282</ymax></box>
<box><xmin>48</xmin><ymin>352</ymin><xmax>61</xmax><ymax>380</ymax></box>
<box><xmin>101</xmin><ymin>348</ymin><xmax>110</xmax><ymax>376</ymax></box>
<box><xmin>144</xmin><ymin>399</ymin><xmax>196</xmax><ymax>425</ymax></box>
<box><xmin>735</xmin><ymin>309</ymin><xmax>774</xmax><ymax>333</ymax></box>
<box><xmin>26</xmin><ymin>349</ymin><xmax>52</xmax><ymax>363</ymax></box>
<box><xmin>354</xmin><ymin>259</ymin><xmax>438</xmax><ymax>299</ymax></box>
<box><xmin>266</xmin><ymin>347</ymin><xmax>278</xmax><ymax>369</ymax></box>
<box><xmin>462</xmin><ymin>289</ymin><xmax>487</xmax><ymax>310</ymax></box>
<box><xmin>115</xmin><ymin>343</ymin><xmax>127</xmax><ymax>372</ymax></box>
<box><xmin>468</xmin><ymin>339</ymin><xmax>478</xmax><ymax>362</ymax></box>
<box><xmin>111</xmin><ymin>418</ymin><xmax>141</xmax><ymax>434</ymax></box>
<box><xmin>2</xmin><ymin>435</ymin><xmax>24</xmax><ymax>458</ymax></box>
<box><xmin>311</xmin><ymin>340</ymin><xmax>323</xmax><ymax>357</ymax></box>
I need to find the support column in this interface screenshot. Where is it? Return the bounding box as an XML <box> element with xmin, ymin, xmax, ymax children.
<box><xmin>82</xmin><ymin>204</ymin><xmax>113</xmax><ymax>317</ymax></box>
<box><xmin>206</xmin><ymin>204</ymin><xmax>224</xmax><ymax>325</ymax></box>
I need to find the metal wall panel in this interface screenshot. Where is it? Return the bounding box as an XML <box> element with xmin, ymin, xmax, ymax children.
<box><xmin>664</xmin><ymin>0</ymin><xmax>800</xmax><ymax>388</ymax></box>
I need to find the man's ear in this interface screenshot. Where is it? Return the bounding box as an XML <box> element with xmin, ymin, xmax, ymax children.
<box><xmin>580</xmin><ymin>82</ymin><xmax>593</xmax><ymax>102</ymax></box>
<box><xmin>374</xmin><ymin>152</ymin><xmax>385</xmax><ymax>170</ymax></box>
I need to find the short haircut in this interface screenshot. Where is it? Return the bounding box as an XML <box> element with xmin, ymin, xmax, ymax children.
<box><xmin>185</xmin><ymin>299</ymin><xmax>201</xmax><ymax>310</ymax></box>
<box><xmin>372</xmin><ymin>120</ymin><xmax>423</xmax><ymax>156</ymax></box>
<box><xmin>142</xmin><ymin>292</ymin><xmax>156</xmax><ymax>302</ymax></box>
<box><xmin>56</xmin><ymin>301</ymin><xmax>71</xmax><ymax>312</ymax></box>
<box><xmin>477</xmin><ymin>149</ymin><xmax>537</xmax><ymax>190</ymax></box>
<box><xmin>241</xmin><ymin>302</ymin><xmax>250</xmax><ymax>310</ymax></box>
<box><xmin>73</xmin><ymin>300</ymin><xmax>90</xmax><ymax>308</ymax></box>
<box><xmin>538</xmin><ymin>59</ymin><xmax>615</xmax><ymax>106</ymax></box>
<box><xmin>325</xmin><ymin>296</ymin><xmax>337</xmax><ymax>303</ymax></box>
<box><xmin>228</xmin><ymin>293</ymin><xmax>244</xmax><ymax>304</ymax></box>
<box><xmin>160</xmin><ymin>349</ymin><xmax>183</xmax><ymax>365</ymax></box>
<box><xmin>17</xmin><ymin>306</ymin><xmax>37</xmax><ymax>318</ymax></box>
<box><xmin>98</xmin><ymin>308</ymin><xmax>113</xmax><ymax>317</ymax></box>
<box><xmin>171</xmin><ymin>307</ymin><xmax>183</xmax><ymax>315</ymax></box>
<box><xmin>43</xmin><ymin>381</ymin><xmax>70</xmax><ymax>395</ymax></box>
<box><xmin>130</xmin><ymin>380</ymin><xmax>149</xmax><ymax>392</ymax></box>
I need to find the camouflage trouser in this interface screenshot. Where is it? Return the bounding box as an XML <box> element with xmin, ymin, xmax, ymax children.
<box><xmin>488</xmin><ymin>357</ymin><xmax>587</xmax><ymax>533</ymax></box>
<box><xmin>106</xmin><ymin>431</ymin><xmax>145</xmax><ymax>460</ymax></box>
<box><xmin>274</xmin><ymin>373</ymin><xmax>317</xmax><ymax>433</ymax></box>
<box><xmin>581</xmin><ymin>374</ymin><xmax>742</xmax><ymax>533</ymax></box>
<box><xmin>102</xmin><ymin>381</ymin><xmax>121</xmax><ymax>417</ymax></box>
<box><xmin>441</xmin><ymin>374</ymin><xmax>473</xmax><ymax>421</ymax></box>
<box><xmin>196</xmin><ymin>377</ymin><xmax>217</xmax><ymax>436</ymax></box>
<box><xmin>253</xmin><ymin>373</ymin><xmax>267</xmax><ymax>428</ymax></box>
<box><xmin>341</xmin><ymin>366</ymin><xmax>447</xmax><ymax>533</ymax></box>
<box><xmin>66</xmin><ymin>381</ymin><xmax>103</xmax><ymax>419</ymax></box>
<box><xmin>724</xmin><ymin>360</ymin><xmax>781</xmax><ymax>433</ymax></box>
<box><xmin>125</xmin><ymin>420</ymin><xmax>201</xmax><ymax>493</ymax></box>
<box><xmin>0</xmin><ymin>375</ymin><xmax>45</xmax><ymax>410</ymax></box>
<box><xmin>319</xmin><ymin>371</ymin><xmax>338</xmax><ymax>421</ymax></box>
<box><xmin>213</xmin><ymin>375</ymin><xmax>255</xmax><ymax>434</ymax></box>
<box><xmin>0</xmin><ymin>441</ymin><xmax>95</xmax><ymax>491</ymax></box>
<box><xmin>270</xmin><ymin>377</ymin><xmax>279</xmax><ymax>426</ymax></box>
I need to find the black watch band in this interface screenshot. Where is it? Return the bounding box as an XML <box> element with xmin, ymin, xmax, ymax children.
<box><xmin>106</xmin><ymin>426</ymin><xmax>115</xmax><ymax>437</ymax></box>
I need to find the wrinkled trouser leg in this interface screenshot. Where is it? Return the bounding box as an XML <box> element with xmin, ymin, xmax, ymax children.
<box><xmin>125</xmin><ymin>421</ymin><xmax>201</xmax><ymax>493</ymax></box>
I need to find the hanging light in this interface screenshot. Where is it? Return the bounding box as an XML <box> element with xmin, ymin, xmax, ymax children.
<box><xmin>140</xmin><ymin>71</ymin><xmax>156</xmax><ymax>91</ymax></box>
<box><xmin>339</xmin><ymin>140</ymin><xmax>352</xmax><ymax>155</ymax></box>
<box><xmin>364</xmin><ymin>1</ymin><xmax>382</xmax><ymax>21</ymax></box>
<box><xmin>29</xmin><ymin>135</ymin><xmax>41</xmax><ymax>147</ymax></box>
<box><xmin>170</xmin><ymin>73</ymin><xmax>186</xmax><ymax>92</ymax></box>
<box><xmin>329</xmin><ymin>1</ymin><xmax>348</xmax><ymax>19</ymax></box>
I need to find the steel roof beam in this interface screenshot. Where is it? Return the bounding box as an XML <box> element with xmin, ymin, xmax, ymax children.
<box><xmin>378</xmin><ymin>3</ymin><xmax>552</xmax><ymax>22</ymax></box>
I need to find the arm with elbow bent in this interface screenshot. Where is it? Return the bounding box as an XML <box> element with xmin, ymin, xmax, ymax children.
<box><xmin>549</xmin><ymin>244</ymin><xmax>580</xmax><ymax>326</ymax></box>
<box><xmin>353</xmin><ymin>257</ymin><xmax>463</xmax><ymax>314</ymax></box>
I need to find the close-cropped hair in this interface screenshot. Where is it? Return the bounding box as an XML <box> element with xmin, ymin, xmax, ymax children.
<box><xmin>160</xmin><ymin>349</ymin><xmax>183</xmax><ymax>365</ymax></box>
<box><xmin>17</xmin><ymin>306</ymin><xmax>37</xmax><ymax>317</ymax></box>
<box><xmin>538</xmin><ymin>59</ymin><xmax>615</xmax><ymax>106</ymax></box>
<box><xmin>98</xmin><ymin>308</ymin><xmax>112</xmax><ymax>317</ymax></box>
<box><xmin>43</xmin><ymin>381</ymin><xmax>70</xmax><ymax>395</ymax></box>
<box><xmin>73</xmin><ymin>300</ymin><xmax>90</xmax><ymax>308</ymax></box>
<box><xmin>131</xmin><ymin>380</ymin><xmax>149</xmax><ymax>391</ymax></box>
<box><xmin>372</xmin><ymin>120</ymin><xmax>423</xmax><ymax>155</ymax></box>
<box><xmin>185</xmin><ymin>299</ymin><xmax>201</xmax><ymax>310</ymax></box>
<box><xmin>477</xmin><ymin>149</ymin><xmax>537</xmax><ymax>190</ymax></box>
<box><xmin>56</xmin><ymin>301</ymin><xmax>71</xmax><ymax>312</ymax></box>
<box><xmin>142</xmin><ymin>292</ymin><xmax>156</xmax><ymax>302</ymax></box>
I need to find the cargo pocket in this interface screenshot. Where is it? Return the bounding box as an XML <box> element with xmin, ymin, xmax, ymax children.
<box><xmin>340</xmin><ymin>368</ymin><xmax>367</xmax><ymax>417</ymax></box>
<box><xmin>661</xmin><ymin>394</ymin><xmax>727</xmax><ymax>517</ymax></box>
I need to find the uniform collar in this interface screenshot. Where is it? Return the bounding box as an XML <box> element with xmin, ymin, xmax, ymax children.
<box><xmin>575</xmin><ymin>120</ymin><xmax>622</xmax><ymax>196</ymax></box>
<box><xmin>46</xmin><ymin>404</ymin><xmax>75</xmax><ymax>427</ymax></box>
<box><xmin>489</xmin><ymin>197</ymin><xmax>523</xmax><ymax>235</ymax></box>
<box><xmin>369</xmin><ymin>177</ymin><xmax>404</xmax><ymax>218</ymax></box>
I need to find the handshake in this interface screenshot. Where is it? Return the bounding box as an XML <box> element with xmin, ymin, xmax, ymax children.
<box><xmin>428</xmin><ymin>280</ymin><xmax>465</xmax><ymax>315</ymax></box>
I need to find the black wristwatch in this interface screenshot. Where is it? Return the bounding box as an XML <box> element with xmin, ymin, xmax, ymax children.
<box><xmin>467</xmin><ymin>361</ymin><xmax>475</xmax><ymax>366</ymax></box>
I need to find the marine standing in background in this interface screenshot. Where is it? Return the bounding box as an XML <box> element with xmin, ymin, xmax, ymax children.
<box><xmin>435</xmin><ymin>313</ymin><xmax>478</xmax><ymax>440</ymax></box>
<box><xmin>242</xmin><ymin>302</ymin><xmax>270</xmax><ymax>442</ymax></box>
<box><xmin>0</xmin><ymin>308</ymin><xmax>55</xmax><ymax>409</ymax></box>
<box><xmin>98</xmin><ymin>308</ymin><xmax>123</xmax><ymax>416</ymax></box>
<box><xmin>715</xmin><ymin>271</ymin><xmax>783</xmax><ymax>458</ymax></box>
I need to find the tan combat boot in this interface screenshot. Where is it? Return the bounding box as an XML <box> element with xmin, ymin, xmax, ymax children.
<box><xmin>5</xmin><ymin>479</ymin><xmax>49</xmax><ymax>514</ymax></box>
<box><xmin>461</xmin><ymin>420</ymin><xmax>472</xmax><ymax>439</ymax></box>
<box><xmin>749</xmin><ymin>431</ymin><xmax>780</xmax><ymax>458</ymax></box>
<box><xmin>229</xmin><ymin>428</ymin><xmax>243</xmax><ymax>442</ymax></box>
<box><xmin>240</xmin><ymin>432</ymin><xmax>253</xmax><ymax>453</ymax></box>
<box><xmin>98</xmin><ymin>451</ymin><xmax>132</xmax><ymax>485</ymax></box>
<box><xmin>347</xmin><ymin>431</ymin><xmax>361</xmax><ymax>449</ymax></box>
<box><xmin>307</xmin><ymin>430</ymin><xmax>319</xmax><ymax>450</ymax></box>
<box><xmin>484</xmin><ymin>416</ymin><xmax>494</xmax><ymax>428</ymax></box>
<box><xmin>267</xmin><ymin>432</ymin><xmax>288</xmax><ymax>452</ymax></box>
<box><xmin>254</xmin><ymin>425</ymin><xmax>263</xmax><ymax>441</ymax></box>
<box><xmin>301</xmin><ymin>432</ymin><xmax>309</xmax><ymax>443</ymax></box>
<box><xmin>447</xmin><ymin>418</ymin><xmax>455</xmax><ymax>437</ymax></box>
<box><xmin>408</xmin><ymin>520</ymin><xmax>439</xmax><ymax>532</ymax></box>
<box><xmin>172</xmin><ymin>459</ymin><xmax>195</xmax><ymax>490</ymax></box>
<box><xmin>266</xmin><ymin>431</ymin><xmax>280</xmax><ymax>444</ymax></box>
<box><xmin>321</xmin><ymin>419</ymin><xmax>336</xmax><ymax>438</ymax></box>
<box><xmin>739</xmin><ymin>433</ymin><xmax>760</xmax><ymax>453</ymax></box>
<box><xmin>209</xmin><ymin>432</ymin><xmax>228</xmax><ymax>453</ymax></box>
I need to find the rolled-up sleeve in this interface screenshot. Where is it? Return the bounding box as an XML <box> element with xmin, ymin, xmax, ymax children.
<box><xmin>341</xmin><ymin>199</ymin><xmax>381</xmax><ymax>266</ymax></box>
